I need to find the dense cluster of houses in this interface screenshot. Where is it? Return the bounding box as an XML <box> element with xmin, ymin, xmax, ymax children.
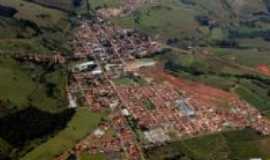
<box><xmin>59</xmin><ymin>10</ymin><xmax>270</xmax><ymax>160</ymax></box>
<box><xmin>14</xmin><ymin>53</ymin><xmax>65</xmax><ymax>64</ymax></box>
<box><xmin>64</xmin><ymin>15</ymin><xmax>160</xmax><ymax>159</ymax></box>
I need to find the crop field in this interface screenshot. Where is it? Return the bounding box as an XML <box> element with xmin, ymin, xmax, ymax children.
<box><xmin>21</xmin><ymin>108</ymin><xmax>105</xmax><ymax>160</ymax></box>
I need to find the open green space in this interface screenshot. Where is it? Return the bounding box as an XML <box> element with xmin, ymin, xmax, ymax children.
<box><xmin>143</xmin><ymin>99</ymin><xmax>155</xmax><ymax>111</ymax></box>
<box><xmin>79</xmin><ymin>152</ymin><xmax>107</xmax><ymax>160</ymax></box>
<box><xmin>0</xmin><ymin>56</ymin><xmax>69</xmax><ymax>159</ymax></box>
<box><xmin>0</xmin><ymin>57</ymin><xmax>37</xmax><ymax>109</ymax></box>
<box><xmin>112</xmin><ymin>0</ymin><xmax>198</xmax><ymax>42</ymax></box>
<box><xmin>234</xmin><ymin>81</ymin><xmax>270</xmax><ymax>115</ymax></box>
<box><xmin>21</xmin><ymin>108</ymin><xmax>105</xmax><ymax>160</ymax></box>
<box><xmin>111</xmin><ymin>0</ymin><xmax>270</xmax><ymax>50</ymax></box>
<box><xmin>212</xmin><ymin>47</ymin><xmax>270</xmax><ymax>67</ymax></box>
<box><xmin>113</xmin><ymin>74</ymin><xmax>146</xmax><ymax>86</ymax></box>
<box><xmin>88</xmin><ymin>0</ymin><xmax>121</xmax><ymax>10</ymax></box>
<box><xmin>0</xmin><ymin>0</ymin><xmax>72</xmax><ymax>54</ymax></box>
<box><xmin>113</xmin><ymin>76</ymin><xmax>137</xmax><ymax>86</ymax></box>
<box><xmin>0</xmin><ymin>0</ymin><xmax>68</xmax><ymax>28</ymax></box>
<box><xmin>0</xmin><ymin>56</ymin><xmax>67</xmax><ymax>113</ymax></box>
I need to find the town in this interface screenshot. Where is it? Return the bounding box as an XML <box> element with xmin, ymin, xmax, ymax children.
<box><xmin>56</xmin><ymin>13</ymin><xmax>270</xmax><ymax>160</ymax></box>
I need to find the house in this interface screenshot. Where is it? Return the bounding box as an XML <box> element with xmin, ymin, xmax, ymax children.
<box><xmin>73</xmin><ymin>61</ymin><xmax>96</xmax><ymax>72</ymax></box>
<box><xmin>175</xmin><ymin>99</ymin><xmax>195</xmax><ymax>117</ymax></box>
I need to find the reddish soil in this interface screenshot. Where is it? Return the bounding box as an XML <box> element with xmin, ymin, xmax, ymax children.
<box><xmin>140</xmin><ymin>67</ymin><xmax>240</xmax><ymax>108</ymax></box>
<box><xmin>256</xmin><ymin>64</ymin><xmax>270</xmax><ymax>77</ymax></box>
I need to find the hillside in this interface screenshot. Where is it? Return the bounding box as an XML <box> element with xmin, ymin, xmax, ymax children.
<box><xmin>0</xmin><ymin>0</ymin><xmax>77</xmax><ymax>55</ymax></box>
<box><xmin>0</xmin><ymin>0</ymin><xmax>78</xmax><ymax>159</ymax></box>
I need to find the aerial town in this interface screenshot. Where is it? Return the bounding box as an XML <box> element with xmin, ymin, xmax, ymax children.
<box><xmin>56</xmin><ymin>12</ymin><xmax>270</xmax><ymax>160</ymax></box>
<box><xmin>2</xmin><ymin>0</ymin><xmax>270</xmax><ymax>159</ymax></box>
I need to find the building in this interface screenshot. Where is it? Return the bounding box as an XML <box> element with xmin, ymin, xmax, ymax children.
<box><xmin>175</xmin><ymin>99</ymin><xmax>195</xmax><ymax>117</ymax></box>
<box><xmin>73</xmin><ymin>61</ymin><xmax>96</xmax><ymax>72</ymax></box>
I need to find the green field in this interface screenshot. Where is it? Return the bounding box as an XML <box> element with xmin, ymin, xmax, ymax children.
<box><xmin>234</xmin><ymin>82</ymin><xmax>270</xmax><ymax>115</ymax></box>
<box><xmin>0</xmin><ymin>0</ymin><xmax>68</xmax><ymax>28</ymax></box>
<box><xmin>0</xmin><ymin>56</ymin><xmax>70</xmax><ymax>159</ymax></box>
<box><xmin>21</xmin><ymin>108</ymin><xmax>105</xmax><ymax>160</ymax></box>
<box><xmin>213</xmin><ymin>48</ymin><xmax>270</xmax><ymax>67</ymax></box>
<box><xmin>88</xmin><ymin>0</ymin><xmax>121</xmax><ymax>9</ymax></box>
<box><xmin>79</xmin><ymin>152</ymin><xmax>107</xmax><ymax>160</ymax></box>
<box><xmin>110</xmin><ymin>0</ymin><xmax>270</xmax><ymax>50</ymax></box>
<box><xmin>0</xmin><ymin>0</ymin><xmax>72</xmax><ymax>54</ymax></box>
<box><xmin>112</xmin><ymin>0</ymin><xmax>198</xmax><ymax>42</ymax></box>
<box><xmin>0</xmin><ymin>56</ymin><xmax>67</xmax><ymax>113</ymax></box>
<box><xmin>0</xmin><ymin>57</ymin><xmax>37</xmax><ymax>108</ymax></box>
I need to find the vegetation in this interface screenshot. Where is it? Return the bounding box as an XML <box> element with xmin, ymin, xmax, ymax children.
<box><xmin>143</xmin><ymin>99</ymin><xmax>156</xmax><ymax>110</ymax></box>
<box><xmin>0</xmin><ymin>0</ymin><xmax>73</xmax><ymax>54</ymax></box>
<box><xmin>0</xmin><ymin>56</ymin><xmax>68</xmax><ymax>114</ymax></box>
<box><xmin>0</xmin><ymin>107</ymin><xmax>75</xmax><ymax>147</ymax></box>
<box><xmin>79</xmin><ymin>152</ymin><xmax>107</xmax><ymax>160</ymax></box>
<box><xmin>114</xmin><ymin>74</ymin><xmax>146</xmax><ymax>86</ymax></box>
<box><xmin>21</xmin><ymin>108</ymin><xmax>105</xmax><ymax>160</ymax></box>
<box><xmin>144</xmin><ymin>129</ymin><xmax>270</xmax><ymax>160</ymax></box>
<box><xmin>88</xmin><ymin>0</ymin><xmax>121</xmax><ymax>10</ymax></box>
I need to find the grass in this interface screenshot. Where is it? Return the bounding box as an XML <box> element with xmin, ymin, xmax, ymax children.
<box><xmin>0</xmin><ymin>57</ymin><xmax>36</xmax><ymax>108</ymax></box>
<box><xmin>0</xmin><ymin>0</ymin><xmax>69</xmax><ymax>28</ymax></box>
<box><xmin>79</xmin><ymin>152</ymin><xmax>106</xmax><ymax>160</ymax></box>
<box><xmin>143</xmin><ymin>99</ymin><xmax>155</xmax><ymax>110</ymax></box>
<box><xmin>113</xmin><ymin>74</ymin><xmax>146</xmax><ymax>86</ymax></box>
<box><xmin>0</xmin><ymin>39</ymin><xmax>49</xmax><ymax>54</ymax></box>
<box><xmin>112</xmin><ymin>0</ymin><xmax>198</xmax><ymax>41</ymax></box>
<box><xmin>113</xmin><ymin>76</ymin><xmax>137</xmax><ymax>86</ymax></box>
<box><xmin>0</xmin><ymin>0</ymin><xmax>72</xmax><ymax>54</ymax></box>
<box><xmin>212</xmin><ymin>48</ymin><xmax>270</xmax><ymax>67</ymax></box>
<box><xmin>0</xmin><ymin>138</ymin><xmax>12</xmax><ymax>158</ymax></box>
<box><xmin>0</xmin><ymin>56</ymin><xmax>67</xmax><ymax>113</ymax></box>
<box><xmin>88</xmin><ymin>0</ymin><xmax>121</xmax><ymax>10</ymax></box>
<box><xmin>21</xmin><ymin>108</ymin><xmax>105</xmax><ymax>160</ymax></box>
<box><xmin>234</xmin><ymin>83</ymin><xmax>270</xmax><ymax>113</ymax></box>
